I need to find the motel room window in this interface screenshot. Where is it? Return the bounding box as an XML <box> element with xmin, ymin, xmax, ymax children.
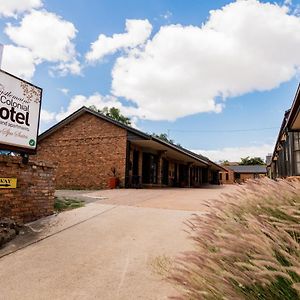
<box><xmin>294</xmin><ymin>132</ymin><xmax>300</xmax><ymax>175</ymax></box>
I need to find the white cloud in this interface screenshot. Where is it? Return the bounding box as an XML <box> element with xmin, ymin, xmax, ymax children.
<box><xmin>51</xmin><ymin>59</ymin><xmax>82</xmax><ymax>77</ymax></box>
<box><xmin>5</xmin><ymin>10</ymin><xmax>80</xmax><ymax>76</ymax></box>
<box><xmin>112</xmin><ymin>0</ymin><xmax>300</xmax><ymax>121</ymax></box>
<box><xmin>2</xmin><ymin>45</ymin><xmax>36</xmax><ymax>80</ymax></box>
<box><xmin>40</xmin><ymin>109</ymin><xmax>55</xmax><ymax>123</ymax></box>
<box><xmin>284</xmin><ymin>0</ymin><xmax>292</xmax><ymax>6</ymax></box>
<box><xmin>86</xmin><ymin>19</ymin><xmax>152</xmax><ymax>62</ymax></box>
<box><xmin>193</xmin><ymin>144</ymin><xmax>274</xmax><ymax>163</ymax></box>
<box><xmin>0</xmin><ymin>0</ymin><xmax>42</xmax><ymax>18</ymax></box>
<box><xmin>59</xmin><ymin>88</ymin><xmax>69</xmax><ymax>95</ymax></box>
<box><xmin>160</xmin><ymin>11</ymin><xmax>172</xmax><ymax>20</ymax></box>
<box><xmin>55</xmin><ymin>93</ymin><xmax>139</xmax><ymax>124</ymax></box>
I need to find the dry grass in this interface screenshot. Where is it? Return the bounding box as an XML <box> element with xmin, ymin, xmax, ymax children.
<box><xmin>150</xmin><ymin>255</ymin><xmax>174</xmax><ymax>278</ymax></box>
<box><xmin>169</xmin><ymin>178</ymin><xmax>300</xmax><ymax>300</ymax></box>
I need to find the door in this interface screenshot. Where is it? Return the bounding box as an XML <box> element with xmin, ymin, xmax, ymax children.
<box><xmin>132</xmin><ymin>150</ymin><xmax>139</xmax><ymax>185</ymax></box>
<box><xmin>162</xmin><ymin>158</ymin><xmax>169</xmax><ymax>185</ymax></box>
<box><xmin>142</xmin><ymin>153</ymin><xmax>158</xmax><ymax>184</ymax></box>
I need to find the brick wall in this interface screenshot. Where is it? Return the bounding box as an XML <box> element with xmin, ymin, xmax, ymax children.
<box><xmin>36</xmin><ymin>112</ymin><xmax>128</xmax><ymax>189</ymax></box>
<box><xmin>0</xmin><ymin>155</ymin><xmax>56</xmax><ymax>223</ymax></box>
<box><xmin>219</xmin><ymin>169</ymin><xmax>235</xmax><ymax>184</ymax></box>
<box><xmin>220</xmin><ymin>170</ymin><xmax>266</xmax><ymax>184</ymax></box>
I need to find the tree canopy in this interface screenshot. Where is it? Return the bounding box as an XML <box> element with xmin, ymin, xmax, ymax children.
<box><xmin>152</xmin><ymin>133</ymin><xmax>181</xmax><ymax>147</ymax></box>
<box><xmin>219</xmin><ymin>160</ymin><xmax>230</xmax><ymax>166</ymax></box>
<box><xmin>90</xmin><ymin>105</ymin><xmax>131</xmax><ymax>126</ymax></box>
<box><xmin>239</xmin><ymin>156</ymin><xmax>265</xmax><ymax>165</ymax></box>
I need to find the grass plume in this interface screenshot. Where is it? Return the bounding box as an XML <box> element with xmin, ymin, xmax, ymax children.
<box><xmin>169</xmin><ymin>178</ymin><xmax>300</xmax><ymax>299</ymax></box>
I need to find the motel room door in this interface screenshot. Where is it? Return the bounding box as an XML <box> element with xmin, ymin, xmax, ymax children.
<box><xmin>142</xmin><ymin>153</ymin><xmax>158</xmax><ymax>184</ymax></box>
<box><xmin>132</xmin><ymin>150</ymin><xmax>140</xmax><ymax>185</ymax></box>
<box><xmin>162</xmin><ymin>158</ymin><xmax>169</xmax><ymax>185</ymax></box>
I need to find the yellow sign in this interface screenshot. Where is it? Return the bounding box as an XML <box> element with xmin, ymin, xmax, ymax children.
<box><xmin>0</xmin><ymin>178</ymin><xmax>17</xmax><ymax>189</ymax></box>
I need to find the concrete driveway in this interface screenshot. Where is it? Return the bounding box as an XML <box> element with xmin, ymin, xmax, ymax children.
<box><xmin>0</xmin><ymin>185</ymin><xmax>237</xmax><ymax>300</ymax></box>
<box><xmin>56</xmin><ymin>185</ymin><xmax>238</xmax><ymax>210</ymax></box>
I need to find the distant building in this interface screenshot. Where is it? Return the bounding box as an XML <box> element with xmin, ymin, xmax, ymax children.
<box><xmin>219</xmin><ymin>165</ymin><xmax>267</xmax><ymax>184</ymax></box>
<box><xmin>268</xmin><ymin>84</ymin><xmax>300</xmax><ymax>178</ymax></box>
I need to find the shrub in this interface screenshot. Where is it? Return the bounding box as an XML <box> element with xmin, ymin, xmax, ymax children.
<box><xmin>169</xmin><ymin>178</ymin><xmax>300</xmax><ymax>299</ymax></box>
<box><xmin>54</xmin><ymin>197</ymin><xmax>84</xmax><ymax>212</ymax></box>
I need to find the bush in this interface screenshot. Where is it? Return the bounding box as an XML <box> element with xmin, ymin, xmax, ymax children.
<box><xmin>169</xmin><ymin>178</ymin><xmax>300</xmax><ymax>299</ymax></box>
<box><xmin>54</xmin><ymin>197</ymin><xmax>84</xmax><ymax>212</ymax></box>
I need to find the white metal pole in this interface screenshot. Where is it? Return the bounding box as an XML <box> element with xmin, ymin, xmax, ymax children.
<box><xmin>0</xmin><ymin>44</ymin><xmax>4</xmax><ymax>69</ymax></box>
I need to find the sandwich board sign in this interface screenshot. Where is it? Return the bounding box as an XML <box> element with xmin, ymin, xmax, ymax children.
<box><xmin>0</xmin><ymin>70</ymin><xmax>42</xmax><ymax>154</ymax></box>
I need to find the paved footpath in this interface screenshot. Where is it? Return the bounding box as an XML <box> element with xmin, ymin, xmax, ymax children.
<box><xmin>0</xmin><ymin>186</ymin><xmax>236</xmax><ymax>299</ymax></box>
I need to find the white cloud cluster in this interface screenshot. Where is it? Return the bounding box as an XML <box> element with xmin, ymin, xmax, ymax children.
<box><xmin>193</xmin><ymin>144</ymin><xmax>274</xmax><ymax>163</ymax></box>
<box><xmin>111</xmin><ymin>0</ymin><xmax>300</xmax><ymax>121</ymax></box>
<box><xmin>2</xmin><ymin>45</ymin><xmax>36</xmax><ymax>79</ymax></box>
<box><xmin>2</xmin><ymin>10</ymin><xmax>80</xmax><ymax>79</ymax></box>
<box><xmin>40</xmin><ymin>109</ymin><xmax>56</xmax><ymax>123</ymax></box>
<box><xmin>86</xmin><ymin>19</ymin><xmax>152</xmax><ymax>62</ymax></box>
<box><xmin>0</xmin><ymin>0</ymin><xmax>42</xmax><ymax>18</ymax></box>
<box><xmin>5</xmin><ymin>10</ymin><xmax>77</xmax><ymax>62</ymax></box>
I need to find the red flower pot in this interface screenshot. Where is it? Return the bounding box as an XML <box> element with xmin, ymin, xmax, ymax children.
<box><xmin>108</xmin><ymin>177</ymin><xmax>119</xmax><ymax>189</ymax></box>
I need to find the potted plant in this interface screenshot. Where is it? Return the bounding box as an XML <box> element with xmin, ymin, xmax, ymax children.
<box><xmin>108</xmin><ymin>167</ymin><xmax>119</xmax><ymax>189</ymax></box>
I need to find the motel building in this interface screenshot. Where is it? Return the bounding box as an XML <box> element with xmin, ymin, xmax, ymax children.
<box><xmin>36</xmin><ymin>106</ymin><xmax>224</xmax><ymax>189</ymax></box>
<box><xmin>268</xmin><ymin>84</ymin><xmax>300</xmax><ymax>178</ymax></box>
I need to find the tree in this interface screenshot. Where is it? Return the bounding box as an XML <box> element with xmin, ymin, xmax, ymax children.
<box><xmin>239</xmin><ymin>156</ymin><xmax>265</xmax><ymax>165</ymax></box>
<box><xmin>90</xmin><ymin>105</ymin><xmax>131</xmax><ymax>126</ymax></box>
<box><xmin>152</xmin><ymin>133</ymin><xmax>181</xmax><ymax>147</ymax></box>
<box><xmin>152</xmin><ymin>133</ymin><xmax>174</xmax><ymax>144</ymax></box>
<box><xmin>219</xmin><ymin>159</ymin><xmax>230</xmax><ymax>166</ymax></box>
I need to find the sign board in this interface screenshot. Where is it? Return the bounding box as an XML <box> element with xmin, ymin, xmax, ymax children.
<box><xmin>0</xmin><ymin>69</ymin><xmax>42</xmax><ymax>154</ymax></box>
<box><xmin>0</xmin><ymin>178</ymin><xmax>17</xmax><ymax>189</ymax></box>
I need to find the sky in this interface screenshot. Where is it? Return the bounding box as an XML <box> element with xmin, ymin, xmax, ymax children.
<box><xmin>1</xmin><ymin>0</ymin><xmax>300</xmax><ymax>162</ymax></box>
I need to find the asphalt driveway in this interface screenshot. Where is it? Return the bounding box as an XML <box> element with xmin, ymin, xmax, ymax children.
<box><xmin>0</xmin><ymin>185</ymin><xmax>237</xmax><ymax>299</ymax></box>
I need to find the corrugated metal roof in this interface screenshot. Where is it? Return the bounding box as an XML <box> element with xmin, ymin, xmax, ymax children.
<box><xmin>226</xmin><ymin>165</ymin><xmax>267</xmax><ymax>174</ymax></box>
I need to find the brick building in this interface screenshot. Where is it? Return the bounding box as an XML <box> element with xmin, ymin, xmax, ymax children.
<box><xmin>219</xmin><ymin>165</ymin><xmax>267</xmax><ymax>184</ymax></box>
<box><xmin>36</xmin><ymin>106</ymin><xmax>224</xmax><ymax>189</ymax></box>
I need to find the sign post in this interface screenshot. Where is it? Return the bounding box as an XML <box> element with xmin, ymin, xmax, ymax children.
<box><xmin>0</xmin><ymin>44</ymin><xmax>3</xmax><ymax>69</ymax></box>
<box><xmin>0</xmin><ymin>69</ymin><xmax>42</xmax><ymax>154</ymax></box>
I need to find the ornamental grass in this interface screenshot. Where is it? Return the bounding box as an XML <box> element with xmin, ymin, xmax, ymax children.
<box><xmin>169</xmin><ymin>178</ymin><xmax>300</xmax><ymax>300</ymax></box>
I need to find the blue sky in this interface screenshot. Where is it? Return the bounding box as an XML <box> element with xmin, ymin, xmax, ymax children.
<box><xmin>1</xmin><ymin>0</ymin><xmax>300</xmax><ymax>161</ymax></box>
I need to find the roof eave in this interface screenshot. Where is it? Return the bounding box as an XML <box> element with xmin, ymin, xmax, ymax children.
<box><xmin>286</xmin><ymin>83</ymin><xmax>300</xmax><ymax>130</ymax></box>
<box><xmin>150</xmin><ymin>136</ymin><xmax>209</xmax><ymax>166</ymax></box>
<box><xmin>38</xmin><ymin>106</ymin><xmax>150</xmax><ymax>142</ymax></box>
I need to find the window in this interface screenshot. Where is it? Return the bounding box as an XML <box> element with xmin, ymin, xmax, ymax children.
<box><xmin>226</xmin><ymin>173</ymin><xmax>229</xmax><ymax>181</ymax></box>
